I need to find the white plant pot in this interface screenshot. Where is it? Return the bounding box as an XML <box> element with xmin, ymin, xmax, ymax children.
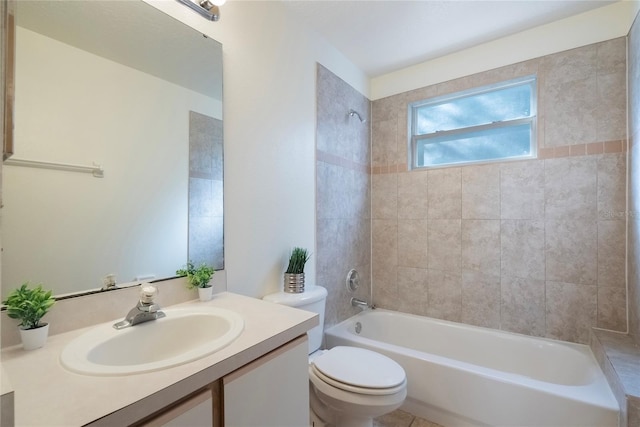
<box><xmin>198</xmin><ymin>286</ymin><xmax>213</xmax><ymax>301</ymax></box>
<box><xmin>19</xmin><ymin>323</ymin><xmax>50</xmax><ymax>351</ymax></box>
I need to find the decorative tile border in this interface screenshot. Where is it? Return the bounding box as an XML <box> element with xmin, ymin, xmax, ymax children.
<box><xmin>539</xmin><ymin>140</ymin><xmax>626</xmax><ymax>159</ymax></box>
<box><xmin>318</xmin><ymin>140</ymin><xmax>626</xmax><ymax>176</ymax></box>
<box><xmin>316</xmin><ymin>149</ymin><xmax>369</xmax><ymax>174</ymax></box>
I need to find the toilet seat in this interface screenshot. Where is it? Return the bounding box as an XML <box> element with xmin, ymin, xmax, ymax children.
<box><xmin>311</xmin><ymin>346</ymin><xmax>406</xmax><ymax>396</ymax></box>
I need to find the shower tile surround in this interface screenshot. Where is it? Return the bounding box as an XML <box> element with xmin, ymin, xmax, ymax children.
<box><xmin>316</xmin><ymin>38</ymin><xmax>630</xmax><ymax>344</ymax></box>
<box><xmin>368</xmin><ymin>37</ymin><xmax>629</xmax><ymax>345</ymax></box>
<box><xmin>188</xmin><ymin>111</ymin><xmax>224</xmax><ymax>269</ymax></box>
<box><xmin>316</xmin><ymin>65</ymin><xmax>372</xmax><ymax>328</ymax></box>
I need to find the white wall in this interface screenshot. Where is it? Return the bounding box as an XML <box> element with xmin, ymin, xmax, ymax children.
<box><xmin>3</xmin><ymin>26</ymin><xmax>218</xmax><ymax>295</ymax></box>
<box><xmin>145</xmin><ymin>0</ymin><xmax>368</xmax><ymax>297</ymax></box>
<box><xmin>371</xmin><ymin>1</ymin><xmax>640</xmax><ymax>100</ymax></box>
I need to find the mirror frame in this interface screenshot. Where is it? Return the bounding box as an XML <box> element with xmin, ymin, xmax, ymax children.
<box><xmin>2</xmin><ymin>0</ymin><xmax>15</xmax><ymax>161</ymax></box>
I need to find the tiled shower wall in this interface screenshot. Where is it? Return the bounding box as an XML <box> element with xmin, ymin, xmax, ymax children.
<box><xmin>316</xmin><ymin>64</ymin><xmax>372</xmax><ymax>328</ymax></box>
<box><xmin>629</xmin><ymin>15</ymin><xmax>640</xmax><ymax>343</ymax></box>
<box><xmin>371</xmin><ymin>38</ymin><xmax>628</xmax><ymax>344</ymax></box>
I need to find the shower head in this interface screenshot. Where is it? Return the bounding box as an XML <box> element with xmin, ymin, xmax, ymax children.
<box><xmin>348</xmin><ymin>109</ymin><xmax>367</xmax><ymax>123</ymax></box>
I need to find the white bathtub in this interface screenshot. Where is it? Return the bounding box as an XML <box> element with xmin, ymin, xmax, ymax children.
<box><xmin>324</xmin><ymin>309</ymin><xmax>619</xmax><ymax>427</ymax></box>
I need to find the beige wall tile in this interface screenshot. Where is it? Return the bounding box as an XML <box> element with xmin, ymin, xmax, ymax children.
<box><xmin>501</xmin><ymin>275</ymin><xmax>546</xmax><ymax>336</ymax></box>
<box><xmin>462</xmin><ymin>220</ymin><xmax>500</xmax><ymax>276</ymax></box>
<box><xmin>427</xmin><ymin>269</ymin><xmax>462</xmax><ymax>322</ymax></box>
<box><xmin>398</xmin><ymin>220</ymin><xmax>428</xmax><ymax>268</ymax></box>
<box><xmin>500</xmin><ymin>160</ymin><xmax>545</xmax><ymax>220</ymax></box>
<box><xmin>597</xmin><ymin>71</ymin><xmax>627</xmax><ymax>142</ymax></box>
<box><xmin>372</xmin><ymin>174</ymin><xmax>398</xmax><ymax>220</ymax></box>
<box><xmin>372</xmin><ymin>219</ymin><xmax>398</xmax><ymax>310</ymax></box>
<box><xmin>372</xmin><ymin>218</ymin><xmax>398</xmax><ymax>311</ymax></box>
<box><xmin>596</xmin><ymin>38</ymin><xmax>627</xmax><ymax>75</ymax></box>
<box><xmin>544</xmin><ymin>76</ymin><xmax>597</xmax><ymax>146</ymax></box>
<box><xmin>316</xmin><ymin>162</ymin><xmax>341</xmax><ymax>220</ymax></box>
<box><xmin>427</xmin><ymin>219</ymin><xmax>461</xmax><ymax>272</ymax></box>
<box><xmin>542</xmin><ymin>44</ymin><xmax>596</xmax><ymax>86</ymax></box>
<box><xmin>372</xmin><ymin>219</ymin><xmax>398</xmax><ymax>270</ymax></box>
<box><xmin>546</xmin><ymin>281</ymin><xmax>596</xmax><ymax>344</ymax></box>
<box><xmin>428</xmin><ymin>167</ymin><xmax>461</xmax><ymax>219</ymax></box>
<box><xmin>461</xmin><ymin>271</ymin><xmax>500</xmax><ymax>328</ymax></box>
<box><xmin>462</xmin><ymin>164</ymin><xmax>500</xmax><ymax>219</ymax></box>
<box><xmin>372</xmin><ymin>95</ymin><xmax>399</xmax><ymax>124</ymax></box>
<box><xmin>372</xmin><ymin>264</ymin><xmax>399</xmax><ymax>311</ymax></box>
<box><xmin>598</xmin><ymin>153</ymin><xmax>627</xmax><ymax>220</ymax></box>
<box><xmin>501</xmin><ymin>220</ymin><xmax>545</xmax><ymax>280</ymax></box>
<box><xmin>398</xmin><ymin>171</ymin><xmax>428</xmax><ymax>219</ymax></box>
<box><xmin>397</xmin><ymin>267</ymin><xmax>429</xmax><ymax>316</ymax></box>
<box><xmin>401</xmin><ymin>84</ymin><xmax>439</xmax><ymax>105</ymax></box>
<box><xmin>546</xmin><ymin>219</ymin><xmax>598</xmax><ymax>286</ymax></box>
<box><xmin>545</xmin><ymin>157</ymin><xmax>597</xmax><ymax>220</ymax></box>
<box><xmin>316</xmin><ymin>219</ymin><xmax>339</xmax><ymax>276</ymax></box>
<box><xmin>396</xmin><ymin>108</ymin><xmax>409</xmax><ymax>165</ymax></box>
<box><xmin>598</xmin><ymin>220</ymin><xmax>626</xmax><ymax>288</ymax></box>
<box><xmin>597</xmin><ymin>286</ymin><xmax>627</xmax><ymax>332</ymax></box>
<box><xmin>372</xmin><ymin>118</ymin><xmax>397</xmax><ymax>167</ymax></box>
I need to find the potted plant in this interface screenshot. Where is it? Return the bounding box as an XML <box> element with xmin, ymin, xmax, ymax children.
<box><xmin>176</xmin><ymin>261</ymin><xmax>215</xmax><ymax>301</ymax></box>
<box><xmin>2</xmin><ymin>282</ymin><xmax>56</xmax><ymax>350</ymax></box>
<box><xmin>284</xmin><ymin>247</ymin><xmax>310</xmax><ymax>293</ymax></box>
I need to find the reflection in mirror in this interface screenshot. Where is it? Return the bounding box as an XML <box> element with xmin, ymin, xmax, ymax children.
<box><xmin>2</xmin><ymin>1</ymin><xmax>223</xmax><ymax>298</ymax></box>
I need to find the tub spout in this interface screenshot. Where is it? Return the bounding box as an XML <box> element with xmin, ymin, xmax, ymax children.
<box><xmin>351</xmin><ymin>297</ymin><xmax>375</xmax><ymax>311</ymax></box>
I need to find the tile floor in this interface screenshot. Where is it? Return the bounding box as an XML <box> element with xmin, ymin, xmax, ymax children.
<box><xmin>374</xmin><ymin>409</ymin><xmax>445</xmax><ymax>427</ymax></box>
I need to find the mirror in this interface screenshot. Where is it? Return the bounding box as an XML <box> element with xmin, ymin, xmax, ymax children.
<box><xmin>2</xmin><ymin>0</ymin><xmax>223</xmax><ymax>298</ymax></box>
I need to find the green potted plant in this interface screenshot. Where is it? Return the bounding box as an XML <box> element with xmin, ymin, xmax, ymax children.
<box><xmin>176</xmin><ymin>261</ymin><xmax>215</xmax><ymax>301</ymax></box>
<box><xmin>2</xmin><ymin>282</ymin><xmax>56</xmax><ymax>350</ymax></box>
<box><xmin>284</xmin><ymin>247</ymin><xmax>310</xmax><ymax>293</ymax></box>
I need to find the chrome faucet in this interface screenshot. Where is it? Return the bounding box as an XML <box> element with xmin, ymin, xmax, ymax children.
<box><xmin>351</xmin><ymin>297</ymin><xmax>375</xmax><ymax>311</ymax></box>
<box><xmin>113</xmin><ymin>284</ymin><xmax>165</xmax><ymax>329</ymax></box>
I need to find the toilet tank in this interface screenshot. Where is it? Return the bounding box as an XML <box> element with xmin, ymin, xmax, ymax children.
<box><xmin>263</xmin><ymin>285</ymin><xmax>328</xmax><ymax>354</ymax></box>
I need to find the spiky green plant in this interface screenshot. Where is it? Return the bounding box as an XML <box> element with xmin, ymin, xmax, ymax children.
<box><xmin>2</xmin><ymin>282</ymin><xmax>56</xmax><ymax>330</ymax></box>
<box><xmin>286</xmin><ymin>247</ymin><xmax>310</xmax><ymax>274</ymax></box>
<box><xmin>176</xmin><ymin>261</ymin><xmax>215</xmax><ymax>289</ymax></box>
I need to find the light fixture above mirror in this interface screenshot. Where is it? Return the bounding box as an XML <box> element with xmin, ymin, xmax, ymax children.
<box><xmin>176</xmin><ymin>0</ymin><xmax>226</xmax><ymax>21</ymax></box>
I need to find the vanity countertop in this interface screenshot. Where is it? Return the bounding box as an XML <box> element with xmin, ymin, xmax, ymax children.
<box><xmin>0</xmin><ymin>292</ymin><xmax>317</xmax><ymax>426</ymax></box>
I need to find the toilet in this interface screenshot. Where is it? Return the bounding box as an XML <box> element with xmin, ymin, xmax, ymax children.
<box><xmin>263</xmin><ymin>285</ymin><xmax>407</xmax><ymax>427</ymax></box>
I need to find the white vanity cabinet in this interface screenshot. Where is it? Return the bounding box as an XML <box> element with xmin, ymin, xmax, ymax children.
<box><xmin>224</xmin><ymin>335</ymin><xmax>309</xmax><ymax>427</ymax></box>
<box><xmin>133</xmin><ymin>335</ymin><xmax>309</xmax><ymax>427</ymax></box>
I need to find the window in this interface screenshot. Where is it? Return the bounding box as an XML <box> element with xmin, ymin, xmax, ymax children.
<box><xmin>409</xmin><ymin>76</ymin><xmax>537</xmax><ymax>169</ymax></box>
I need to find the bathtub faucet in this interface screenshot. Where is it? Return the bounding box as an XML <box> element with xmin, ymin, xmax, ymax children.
<box><xmin>351</xmin><ymin>297</ymin><xmax>375</xmax><ymax>311</ymax></box>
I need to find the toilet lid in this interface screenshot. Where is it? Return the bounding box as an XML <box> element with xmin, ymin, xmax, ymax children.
<box><xmin>312</xmin><ymin>346</ymin><xmax>405</xmax><ymax>389</ymax></box>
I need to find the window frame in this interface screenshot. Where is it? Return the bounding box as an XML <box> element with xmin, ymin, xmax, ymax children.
<box><xmin>408</xmin><ymin>75</ymin><xmax>538</xmax><ymax>170</ymax></box>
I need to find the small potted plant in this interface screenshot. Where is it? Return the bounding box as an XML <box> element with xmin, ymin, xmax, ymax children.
<box><xmin>2</xmin><ymin>282</ymin><xmax>56</xmax><ymax>350</ymax></box>
<box><xmin>176</xmin><ymin>261</ymin><xmax>215</xmax><ymax>301</ymax></box>
<box><xmin>284</xmin><ymin>247</ymin><xmax>310</xmax><ymax>293</ymax></box>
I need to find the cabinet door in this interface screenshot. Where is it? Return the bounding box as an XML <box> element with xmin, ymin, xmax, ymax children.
<box><xmin>224</xmin><ymin>335</ymin><xmax>309</xmax><ymax>427</ymax></box>
<box><xmin>137</xmin><ymin>385</ymin><xmax>221</xmax><ymax>427</ymax></box>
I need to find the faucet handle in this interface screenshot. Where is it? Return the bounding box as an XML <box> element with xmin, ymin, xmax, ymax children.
<box><xmin>139</xmin><ymin>284</ymin><xmax>158</xmax><ymax>304</ymax></box>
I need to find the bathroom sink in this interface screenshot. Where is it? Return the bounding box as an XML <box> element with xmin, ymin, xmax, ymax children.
<box><xmin>60</xmin><ymin>307</ymin><xmax>244</xmax><ymax>376</ymax></box>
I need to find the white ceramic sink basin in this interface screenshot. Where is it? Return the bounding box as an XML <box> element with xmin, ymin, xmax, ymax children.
<box><xmin>60</xmin><ymin>306</ymin><xmax>244</xmax><ymax>376</ymax></box>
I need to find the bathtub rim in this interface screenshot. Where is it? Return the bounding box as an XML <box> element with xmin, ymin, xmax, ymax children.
<box><xmin>324</xmin><ymin>308</ymin><xmax>619</xmax><ymax>412</ymax></box>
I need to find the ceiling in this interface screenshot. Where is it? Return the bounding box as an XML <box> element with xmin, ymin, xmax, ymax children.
<box><xmin>282</xmin><ymin>0</ymin><xmax>616</xmax><ymax>77</ymax></box>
